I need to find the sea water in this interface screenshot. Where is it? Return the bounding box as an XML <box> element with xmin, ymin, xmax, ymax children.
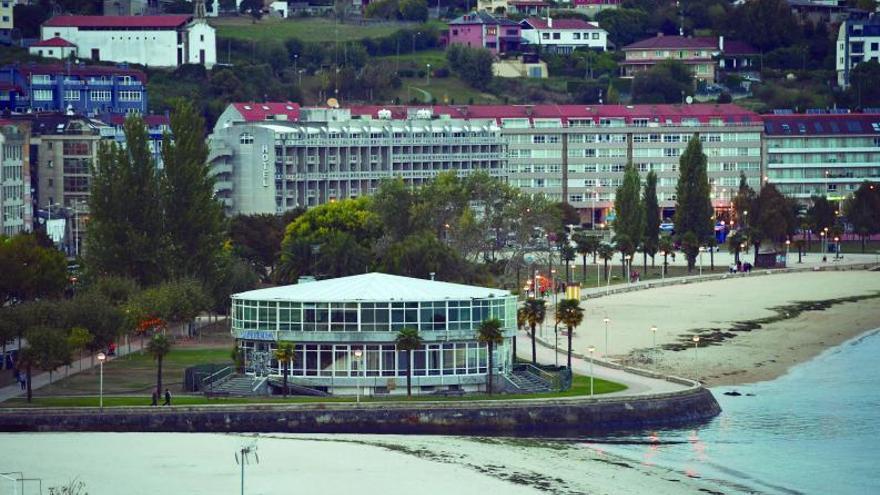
<box><xmin>586</xmin><ymin>329</ymin><xmax>880</xmax><ymax>495</ymax></box>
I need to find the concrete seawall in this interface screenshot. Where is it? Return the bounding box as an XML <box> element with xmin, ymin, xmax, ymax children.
<box><xmin>0</xmin><ymin>386</ymin><xmax>720</xmax><ymax>435</ymax></box>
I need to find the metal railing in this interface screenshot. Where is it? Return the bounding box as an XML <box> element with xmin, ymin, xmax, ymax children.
<box><xmin>200</xmin><ymin>366</ymin><xmax>234</xmax><ymax>393</ymax></box>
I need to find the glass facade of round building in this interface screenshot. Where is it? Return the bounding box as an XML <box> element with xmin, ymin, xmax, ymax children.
<box><xmin>230</xmin><ymin>273</ymin><xmax>517</xmax><ymax>396</ymax></box>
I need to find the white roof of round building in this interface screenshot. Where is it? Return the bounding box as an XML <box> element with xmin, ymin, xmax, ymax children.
<box><xmin>233</xmin><ymin>272</ymin><xmax>510</xmax><ymax>303</ymax></box>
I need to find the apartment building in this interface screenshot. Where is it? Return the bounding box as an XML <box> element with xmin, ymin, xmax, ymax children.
<box><xmin>208</xmin><ymin>104</ymin><xmax>506</xmax><ymax>215</ymax></box>
<box><xmin>836</xmin><ymin>13</ymin><xmax>880</xmax><ymax>88</ymax></box>
<box><xmin>764</xmin><ymin>113</ymin><xmax>880</xmax><ymax>202</ymax></box>
<box><xmin>0</xmin><ymin>63</ymin><xmax>149</xmax><ymax>115</ymax></box>
<box><xmin>519</xmin><ymin>17</ymin><xmax>608</xmax><ymax>54</ymax></box>
<box><xmin>446</xmin><ymin>12</ymin><xmax>522</xmax><ymax>54</ymax></box>
<box><xmin>0</xmin><ymin>122</ymin><xmax>32</xmax><ymax>237</ymax></box>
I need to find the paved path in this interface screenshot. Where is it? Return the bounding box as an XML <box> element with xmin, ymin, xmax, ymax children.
<box><xmin>0</xmin><ymin>336</ymin><xmax>145</xmax><ymax>403</ymax></box>
<box><xmin>514</xmin><ymin>332</ymin><xmax>685</xmax><ymax>397</ymax></box>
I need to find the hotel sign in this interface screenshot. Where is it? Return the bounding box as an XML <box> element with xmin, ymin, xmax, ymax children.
<box><xmin>261</xmin><ymin>144</ymin><xmax>269</xmax><ymax>187</ymax></box>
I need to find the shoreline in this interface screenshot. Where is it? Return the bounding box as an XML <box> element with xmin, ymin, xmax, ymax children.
<box><xmin>572</xmin><ymin>270</ymin><xmax>880</xmax><ymax>388</ymax></box>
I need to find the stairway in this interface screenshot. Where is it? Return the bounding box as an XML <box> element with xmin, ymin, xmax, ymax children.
<box><xmin>506</xmin><ymin>368</ymin><xmax>554</xmax><ymax>393</ymax></box>
<box><xmin>207</xmin><ymin>374</ymin><xmax>263</xmax><ymax>396</ymax></box>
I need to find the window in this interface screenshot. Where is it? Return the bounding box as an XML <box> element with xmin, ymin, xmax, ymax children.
<box><xmin>592</xmin><ymin>33</ymin><xmax>599</xmax><ymax>40</ymax></box>
<box><xmin>31</xmin><ymin>74</ymin><xmax>51</xmax><ymax>84</ymax></box>
<box><xmin>118</xmin><ymin>90</ymin><xmax>141</xmax><ymax>102</ymax></box>
<box><xmin>239</xmin><ymin>133</ymin><xmax>254</xmax><ymax>145</ymax></box>
<box><xmin>542</xmin><ymin>33</ymin><xmax>550</xmax><ymax>40</ymax></box>
<box><xmin>62</xmin><ymin>141</ymin><xmax>90</xmax><ymax>155</ymax></box>
<box><xmin>32</xmin><ymin>89</ymin><xmax>52</xmax><ymax>101</ymax></box>
<box><xmin>90</xmin><ymin>90</ymin><xmax>111</xmax><ymax>101</ymax></box>
<box><xmin>64</xmin><ymin>90</ymin><xmax>80</xmax><ymax>101</ymax></box>
<box><xmin>573</xmin><ymin>33</ymin><xmax>581</xmax><ymax>40</ymax></box>
<box><xmin>552</xmin><ymin>33</ymin><xmax>560</xmax><ymax>40</ymax></box>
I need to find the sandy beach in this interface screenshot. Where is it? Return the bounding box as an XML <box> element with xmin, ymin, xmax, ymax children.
<box><xmin>559</xmin><ymin>270</ymin><xmax>880</xmax><ymax>387</ymax></box>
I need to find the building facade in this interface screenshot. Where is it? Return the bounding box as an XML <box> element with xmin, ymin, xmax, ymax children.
<box><xmin>836</xmin><ymin>13</ymin><xmax>880</xmax><ymax>88</ymax></box>
<box><xmin>28</xmin><ymin>37</ymin><xmax>79</xmax><ymax>59</ymax></box>
<box><xmin>764</xmin><ymin>113</ymin><xmax>880</xmax><ymax>201</ymax></box>
<box><xmin>0</xmin><ymin>0</ymin><xmax>12</xmax><ymax>42</ymax></box>
<box><xmin>622</xmin><ymin>34</ymin><xmax>718</xmax><ymax>82</ymax></box>
<box><xmin>39</xmin><ymin>14</ymin><xmax>216</xmax><ymax>68</ymax></box>
<box><xmin>446</xmin><ymin>11</ymin><xmax>522</xmax><ymax>54</ymax></box>
<box><xmin>0</xmin><ymin>122</ymin><xmax>32</xmax><ymax>237</ymax></box>
<box><xmin>0</xmin><ymin>63</ymin><xmax>148</xmax><ymax>115</ymax></box>
<box><xmin>231</xmin><ymin>272</ymin><xmax>517</xmax><ymax>396</ymax></box>
<box><xmin>209</xmin><ymin>104</ymin><xmax>506</xmax><ymax>215</ymax></box>
<box><xmin>519</xmin><ymin>17</ymin><xmax>608</xmax><ymax>53</ymax></box>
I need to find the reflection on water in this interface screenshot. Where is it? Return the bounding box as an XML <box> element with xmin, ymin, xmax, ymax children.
<box><xmin>580</xmin><ymin>329</ymin><xmax>880</xmax><ymax>495</ymax></box>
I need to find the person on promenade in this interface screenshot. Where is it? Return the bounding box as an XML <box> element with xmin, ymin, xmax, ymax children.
<box><xmin>151</xmin><ymin>389</ymin><xmax>158</xmax><ymax>406</ymax></box>
<box><xmin>163</xmin><ymin>388</ymin><xmax>171</xmax><ymax>406</ymax></box>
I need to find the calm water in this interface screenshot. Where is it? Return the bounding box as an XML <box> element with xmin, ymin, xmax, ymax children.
<box><xmin>584</xmin><ymin>328</ymin><xmax>880</xmax><ymax>495</ymax></box>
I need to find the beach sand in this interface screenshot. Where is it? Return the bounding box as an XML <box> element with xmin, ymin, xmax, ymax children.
<box><xmin>565</xmin><ymin>270</ymin><xmax>880</xmax><ymax>387</ymax></box>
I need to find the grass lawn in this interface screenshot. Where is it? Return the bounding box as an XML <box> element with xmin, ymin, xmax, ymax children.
<box><xmin>563</xmin><ymin>263</ymin><xmax>730</xmax><ymax>290</ymax></box>
<box><xmin>210</xmin><ymin>17</ymin><xmax>410</xmax><ymax>43</ymax></box>
<box><xmin>396</xmin><ymin>77</ymin><xmax>500</xmax><ymax>105</ymax></box>
<box><xmin>36</xmin><ymin>347</ymin><xmax>232</xmax><ymax>397</ymax></box>
<box><xmin>4</xmin><ymin>375</ymin><xmax>626</xmax><ymax>408</ymax></box>
<box><xmin>376</xmin><ymin>49</ymin><xmax>449</xmax><ymax>70</ymax></box>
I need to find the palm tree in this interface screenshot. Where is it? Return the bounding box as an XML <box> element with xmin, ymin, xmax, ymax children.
<box><xmin>574</xmin><ymin>234</ymin><xmax>600</xmax><ymax>283</ymax></box>
<box><xmin>597</xmin><ymin>243</ymin><xmax>614</xmax><ymax>282</ymax></box>
<box><xmin>560</xmin><ymin>243</ymin><xmax>576</xmax><ymax>284</ymax></box>
<box><xmin>522</xmin><ymin>298</ymin><xmax>546</xmax><ymax>364</ymax></box>
<box><xmin>146</xmin><ymin>334</ymin><xmax>172</xmax><ymax>400</ymax></box>
<box><xmin>659</xmin><ymin>236</ymin><xmax>674</xmax><ymax>275</ymax></box>
<box><xmin>477</xmin><ymin>318</ymin><xmax>504</xmax><ymax>395</ymax></box>
<box><xmin>556</xmin><ymin>298</ymin><xmax>584</xmax><ymax>369</ymax></box>
<box><xmin>273</xmin><ymin>341</ymin><xmax>296</xmax><ymax>398</ymax></box>
<box><xmin>395</xmin><ymin>327</ymin><xmax>422</xmax><ymax>397</ymax></box>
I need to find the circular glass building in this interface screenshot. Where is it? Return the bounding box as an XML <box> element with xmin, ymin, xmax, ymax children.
<box><xmin>231</xmin><ymin>273</ymin><xmax>517</xmax><ymax>396</ymax></box>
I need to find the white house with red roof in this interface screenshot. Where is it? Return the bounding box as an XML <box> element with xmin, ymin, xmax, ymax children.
<box><xmin>38</xmin><ymin>6</ymin><xmax>215</xmax><ymax>68</ymax></box>
<box><xmin>621</xmin><ymin>34</ymin><xmax>757</xmax><ymax>83</ymax></box>
<box><xmin>519</xmin><ymin>17</ymin><xmax>608</xmax><ymax>54</ymax></box>
<box><xmin>28</xmin><ymin>36</ymin><xmax>79</xmax><ymax>59</ymax></box>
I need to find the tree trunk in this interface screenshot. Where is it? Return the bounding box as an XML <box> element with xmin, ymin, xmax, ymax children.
<box><xmin>26</xmin><ymin>363</ymin><xmax>32</xmax><ymax>403</ymax></box>
<box><xmin>582</xmin><ymin>254</ymin><xmax>587</xmax><ymax>283</ymax></box>
<box><xmin>567</xmin><ymin>325</ymin><xmax>573</xmax><ymax>369</ymax></box>
<box><xmin>754</xmin><ymin>242</ymin><xmax>760</xmax><ymax>266</ymax></box>
<box><xmin>651</xmin><ymin>254</ymin><xmax>655</xmax><ymax>268</ymax></box>
<box><xmin>0</xmin><ymin>342</ymin><xmax>5</xmax><ymax>370</ymax></box>
<box><xmin>643</xmin><ymin>251</ymin><xmax>647</xmax><ymax>274</ymax></box>
<box><xmin>530</xmin><ymin>323</ymin><xmax>537</xmax><ymax>364</ymax></box>
<box><xmin>592</xmin><ymin>250</ymin><xmax>596</xmax><ymax>264</ymax></box>
<box><xmin>862</xmin><ymin>235</ymin><xmax>866</xmax><ymax>253</ymax></box>
<box><xmin>710</xmin><ymin>248</ymin><xmax>714</xmax><ymax>270</ymax></box>
<box><xmin>406</xmin><ymin>350</ymin><xmax>412</xmax><ymax>397</ymax></box>
<box><xmin>487</xmin><ymin>342</ymin><xmax>494</xmax><ymax>395</ymax></box>
<box><xmin>157</xmin><ymin>356</ymin><xmax>163</xmax><ymax>400</ymax></box>
<box><xmin>603</xmin><ymin>259</ymin><xmax>608</xmax><ymax>281</ymax></box>
<box><xmin>282</xmin><ymin>365</ymin><xmax>288</xmax><ymax>398</ymax></box>
<box><xmin>512</xmin><ymin>333</ymin><xmax>517</xmax><ymax>363</ymax></box>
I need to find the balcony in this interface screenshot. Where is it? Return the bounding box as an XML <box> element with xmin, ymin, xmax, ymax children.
<box><xmin>210</xmin><ymin>163</ymin><xmax>232</xmax><ymax>175</ymax></box>
<box><xmin>214</xmin><ymin>180</ymin><xmax>233</xmax><ymax>191</ymax></box>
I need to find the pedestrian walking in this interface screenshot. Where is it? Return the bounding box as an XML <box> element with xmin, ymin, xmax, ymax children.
<box><xmin>163</xmin><ymin>388</ymin><xmax>172</xmax><ymax>406</ymax></box>
<box><xmin>151</xmin><ymin>389</ymin><xmax>158</xmax><ymax>406</ymax></box>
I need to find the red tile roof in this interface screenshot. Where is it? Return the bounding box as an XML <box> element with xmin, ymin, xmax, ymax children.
<box><xmin>722</xmin><ymin>40</ymin><xmax>759</xmax><ymax>56</ymax></box>
<box><xmin>342</xmin><ymin>104</ymin><xmax>761</xmax><ymax>125</ymax></box>
<box><xmin>523</xmin><ymin>17</ymin><xmax>599</xmax><ymax>30</ymax></box>
<box><xmin>17</xmin><ymin>63</ymin><xmax>147</xmax><ymax>82</ymax></box>
<box><xmin>32</xmin><ymin>36</ymin><xmax>77</xmax><ymax>48</ymax></box>
<box><xmin>764</xmin><ymin>114</ymin><xmax>880</xmax><ymax>136</ymax></box>
<box><xmin>231</xmin><ymin>102</ymin><xmax>301</xmax><ymax>122</ymax></box>
<box><xmin>623</xmin><ymin>35</ymin><xmax>718</xmax><ymax>51</ymax></box>
<box><xmin>43</xmin><ymin>15</ymin><xmax>192</xmax><ymax>29</ymax></box>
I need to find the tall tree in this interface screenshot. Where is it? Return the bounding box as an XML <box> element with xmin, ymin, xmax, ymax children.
<box><xmin>0</xmin><ymin>233</ymin><xmax>67</xmax><ymax>307</ymax></box>
<box><xmin>476</xmin><ymin>318</ymin><xmax>504</xmax><ymax>395</ymax></box>
<box><xmin>597</xmin><ymin>242</ymin><xmax>614</xmax><ymax>282</ymax></box>
<box><xmin>642</xmin><ymin>171</ymin><xmax>661</xmax><ymax>271</ymax></box>
<box><xmin>522</xmin><ymin>298</ymin><xmax>546</xmax><ymax>364</ymax></box>
<box><xmin>161</xmin><ymin>99</ymin><xmax>225</xmax><ymax>282</ymax></box>
<box><xmin>86</xmin><ymin>114</ymin><xmax>168</xmax><ymax>285</ymax></box>
<box><xmin>843</xmin><ymin>182</ymin><xmax>880</xmax><ymax>253</ymax></box>
<box><xmin>751</xmin><ymin>183</ymin><xmax>798</xmax><ymax>264</ymax></box>
<box><xmin>807</xmin><ymin>195</ymin><xmax>836</xmax><ymax>237</ymax></box>
<box><xmin>732</xmin><ymin>172</ymin><xmax>756</xmax><ymax>229</ymax></box>
<box><xmin>613</xmin><ymin>163</ymin><xmax>644</xmax><ymax>273</ymax></box>
<box><xmin>395</xmin><ymin>327</ymin><xmax>422</xmax><ymax>397</ymax></box>
<box><xmin>573</xmin><ymin>233</ymin><xmax>599</xmax><ymax>282</ymax></box>
<box><xmin>674</xmin><ymin>136</ymin><xmax>714</xmax><ymax>271</ymax></box>
<box><xmin>146</xmin><ymin>334</ymin><xmax>173</xmax><ymax>400</ymax></box>
<box><xmin>556</xmin><ymin>299</ymin><xmax>584</xmax><ymax>370</ymax></box>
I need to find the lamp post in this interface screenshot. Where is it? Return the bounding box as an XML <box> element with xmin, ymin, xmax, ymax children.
<box><xmin>624</xmin><ymin>254</ymin><xmax>631</xmax><ymax>283</ymax></box>
<box><xmin>659</xmin><ymin>251</ymin><xmax>666</xmax><ymax>280</ymax></box>
<box><xmin>698</xmin><ymin>246</ymin><xmax>705</xmax><ymax>276</ymax></box>
<box><xmin>603</xmin><ymin>317</ymin><xmax>610</xmax><ymax>358</ymax></box>
<box><xmin>587</xmin><ymin>346</ymin><xmax>595</xmax><ymax>397</ymax></box>
<box><xmin>651</xmin><ymin>325</ymin><xmax>657</xmax><ymax>360</ymax></box>
<box><xmin>785</xmin><ymin>239</ymin><xmax>791</xmax><ymax>265</ymax></box>
<box><xmin>353</xmin><ymin>349</ymin><xmax>362</xmax><ymax>403</ymax></box>
<box><xmin>426</xmin><ymin>63</ymin><xmax>431</xmax><ymax>85</ymax></box>
<box><xmin>834</xmin><ymin>236</ymin><xmax>840</xmax><ymax>260</ymax></box>
<box><xmin>692</xmin><ymin>335</ymin><xmax>700</xmax><ymax>360</ymax></box>
<box><xmin>97</xmin><ymin>351</ymin><xmax>106</xmax><ymax>412</ymax></box>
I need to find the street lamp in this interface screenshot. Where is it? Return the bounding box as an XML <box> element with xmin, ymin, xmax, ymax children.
<box><xmin>426</xmin><ymin>63</ymin><xmax>431</xmax><ymax>85</ymax></box>
<box><xmin>97</xmin><ymin>351</ymin><xmax>106</xmax><ymax>412</ymax></box>
<box><xmin>698</xmin><ymin>246</ymin><xmax>705</xmax><ymax>276</ymax></box>
<box><xmin>353</xmin><ymin>349</ymin><xmax>362</xmax><ymax>403</ymax></box>
<box><xmin>603</xmin><ymin>317</ymin><xmax>610</xmax><ymax>358</ymax></box>
<box><xmin>692</xmin><ymin>335</ymin><xmax>700</xmax><ymax>360</ymax></box>
<box><xmin>834</xmin><ymin>236</ymin><xmax>840</xmax><ymax>260</ymax></box>
<box><xmin>785</xmin><ymin>239</ymin><xmax>791</xmax><ymax>264</ymax></box>
<box><xmin>651</xmin><ymin>325</ymin><xmax>658</xmax><ymax>359</ymax></box>
<box><xmin>624</xmin><ymin>254</ymin><xmax>631</xmax><ymax>283</ymax></box>
<box><xmin>659</xmin><ymin>251</ymin><xmax>666</xmax><ymax>280</ymax></box>
<box><xmin>587</xmin><ymin>346</ymin><xmax>595</xmax><ymax>396</ymax></box>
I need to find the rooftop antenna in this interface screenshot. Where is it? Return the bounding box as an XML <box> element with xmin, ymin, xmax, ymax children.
<box><xmin>235</xmin><ymin>442</ymin><xmax>259</xmax><ymax>495</ymax></box>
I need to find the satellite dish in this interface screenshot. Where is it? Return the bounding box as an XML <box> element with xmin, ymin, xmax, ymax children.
<box><xmin>327</xmin><ymin>98</ymin><xmax>339</xmax><ymax>109</ymax></box>
<box><xmin>685</xmin><ymin>95</ymin><xmax>694</xmax><ymax>105</ymax></box>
